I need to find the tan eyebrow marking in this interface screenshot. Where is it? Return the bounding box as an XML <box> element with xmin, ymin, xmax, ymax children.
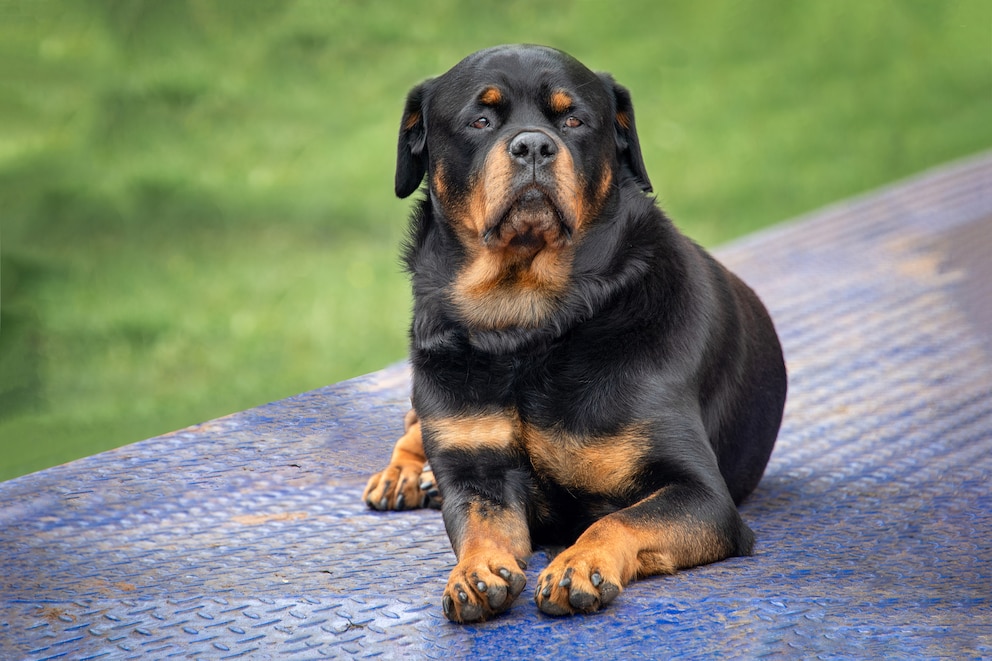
<box><xmin>550</xmin><ymin>89</ymin><xmax>573</xmax><ymax>113</ymax></box>
<box><xmin>479</xmin><ymin>86</ymin><xmax>503</xmax><ymax>106</ymax></box>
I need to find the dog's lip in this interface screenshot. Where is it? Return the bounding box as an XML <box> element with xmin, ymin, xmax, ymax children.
<box><xmin>481</xmin><ymin>186</ymin><xmax>574</xmax><ymax>246</ymax></box>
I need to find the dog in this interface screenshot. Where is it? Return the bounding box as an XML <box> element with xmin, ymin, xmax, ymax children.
<box><xmin>363</xmin><ymin>44</ymin><xmax>787</xmax><ymax>623</ymax></box>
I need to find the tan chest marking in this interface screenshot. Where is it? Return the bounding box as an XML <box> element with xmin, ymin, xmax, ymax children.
<box><xmin>426</xmin><ymin>413</ymin><xmax>518</xmax><ymax>452</ymax></box>
<box><xmin>521</xmin><ymin>423</ymin><xmax>650</xmax><ymax>496</ymax></box>
<box><xmin>451</xmin><ymin>249</ymin><xmax>573</xmax><ymax>330</ymax></box>
<box><xmin>425</xmin><ymin>412</ymin><xmax>649</xmax><ymax>497</ymax></box>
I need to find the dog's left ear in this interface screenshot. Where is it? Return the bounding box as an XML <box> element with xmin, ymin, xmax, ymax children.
<box><xmin>600</xmin><ymin>74</ymin><xmax>653</xmax><ymax>193</ymax></box>
<box><xmin>395</xmin><ymin>79</ymin><xmax>433</xmax><ymax>199</ymax></box>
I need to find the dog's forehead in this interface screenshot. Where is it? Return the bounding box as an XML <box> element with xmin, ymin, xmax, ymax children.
<box><xmin>435</xmin><ymin>45</ymin><xmax>605</xmax><ymax>106</ymax></box>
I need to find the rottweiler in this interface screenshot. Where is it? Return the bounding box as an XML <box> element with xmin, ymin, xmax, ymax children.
<box><xmin>363</xmin><ymin>44</ymin><xmax>787</xmax><ymax>623</ymax></box>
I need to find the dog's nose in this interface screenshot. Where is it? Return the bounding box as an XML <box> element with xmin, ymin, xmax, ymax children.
<box><xmin>509</xmin><ymin>131</ymin><xmax>558</xmax><ymax>167</ymax></box>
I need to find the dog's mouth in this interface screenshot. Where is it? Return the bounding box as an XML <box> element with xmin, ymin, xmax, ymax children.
<box><xmin>482</xmin><ymin>187</ymin><xmax>573</xmax><ymax>255</ymax></box>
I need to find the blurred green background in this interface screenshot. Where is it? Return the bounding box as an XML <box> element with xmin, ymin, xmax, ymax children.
<box><xmin>2</xmin><ymin>0</ymin><xmax>990</xmax><ymax>481</ymax></box>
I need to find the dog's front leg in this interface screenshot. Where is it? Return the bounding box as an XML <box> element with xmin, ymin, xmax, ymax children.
<box><xmin>423</xmin><ymin>416</ymin><xmax>531</xmax><ymax>623</ymax></box>
<box><xmin>439</xmin><ymin>495</ymin><xmax>530</xmax><ymax>622</ymax></box>
<box><xmin>534</xmin><ymin>478</ymin><xmax>753</xmax><ymax>616</ymax></box>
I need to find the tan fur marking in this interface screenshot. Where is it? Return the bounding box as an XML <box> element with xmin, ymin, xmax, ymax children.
<box><xmin>451</xmin><ymin>251</ymin><xmax>571</xmax><ymax>329</ymax></box>
<box><xmin>428</xmin><ymin>413</ymin><xmax>517</xmax><ymax>452</ymax></box>
<box><xmin>573</xmin><ymin>511</ymin><xmax>730</xmax><ymax>579</ymax></box>
<box><xmin>442</xmin><ymin>499</ymin><xmax>531</xmax><ymax>622</ymax></box>
<box><xmin>458</xmin><ymin>133</ymin><xmax>586</xmax><ymax>241</ymax></box>
<box><xmin>457</xmin><ymin>500</ymin><xmax>531</xmax><ymax>561</ymax></box>
<box><xmin>595</xmin><ymin>165</ymin><xmax>614</xmax><ymax>208</ymax></box>
<box><xmin>457</xmin><ymin>140</ymin><xmax>516</xmax><ymax>237</ymax></box>
<box><xmin>389</xmin><ymin>416</ymin><xmax>425</xmax><ymax>464</ymax></box>
<box><xmin>362</xmin><ymin>409</ymin><xmax>427</xmax><ymax>510</ymax></box>
<box><xmin>521</xmin><ymin>423</ymin><xmax>650</xmax><ymax>496</ymax></box>
<box><xmin>447</xmin><ymin>134</ymin><xmax>584</xmax><ymax>330</ymax></box>
<box><xmin>403</xmin><ymin>110</ymin><xmax>422</xmax><ymax>131</ymax></box>
<box><xmin>549</xmin><ymin>89</ymin><xmax>573</xmax><ymax>114</ymax></box>
<box><xmin>432</xmin><ymin>161</ymin><xmax>447</xmax><ymax>198</ymax></box>
<box><xmin>535</xmin><ymin>505</ymin><xmax>733</xmax><ymax>615</ymax></box>
<box><xmin>547</xmin><ymin>141</ymin><xmax>584</xmax><ymax>231</ymax></box>
<box><xmin>479</xmin><ymin>86</ymin><xmax>503</xmax><ymax>106</ymax></box>
<box><xmin>616</xmin><ymin>110</ymin><xmax>631</xmax><ymax>130</ymax></box>
<box><xmin>445</xmin><ymin>124</ymin><xmax>613</xmax><ymax>330</ymax></box>
<box><xmin>403</xmin><ymin>408</ymin><xmax>419</xmax><ymax>431</ymax></box>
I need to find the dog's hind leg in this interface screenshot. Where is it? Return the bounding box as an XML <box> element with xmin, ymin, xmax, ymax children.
<box><xmin>363</xmin><ymin>409</ymin><xmax>440</xmax><ymax>510</ymax></box>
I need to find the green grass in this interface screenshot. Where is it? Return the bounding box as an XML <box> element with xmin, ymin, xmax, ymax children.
<box><xmin>2</xmin><ymin>0</ymin><xmax>990</xmax><ymax>481</ymax></box>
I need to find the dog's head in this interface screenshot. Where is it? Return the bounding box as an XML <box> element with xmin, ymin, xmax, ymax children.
<box><xmin>396</xmin><ymin>45</ymin><xmax>652</xmax><ymax>331</ymax></box>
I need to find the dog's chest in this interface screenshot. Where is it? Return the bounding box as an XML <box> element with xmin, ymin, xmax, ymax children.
<box><xmin>519</xmin><ymin>422</ymin><xmax>649</xmax><ymax>497</ymax></box>
<box><xmin>424</xmin><ymin>406</ymin><xmax>649</xmax><ymax>497</ymax></box>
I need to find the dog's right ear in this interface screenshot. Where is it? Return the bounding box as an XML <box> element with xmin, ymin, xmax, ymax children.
<box><xmin>599</xmin><ymin>74</ymin><xmax>653</xmax><ymax>194</ymax></box>
<box><xmin>395</xmin><ymin>80</ymin><xmax>432</xmax><ymax>199</ymax></box>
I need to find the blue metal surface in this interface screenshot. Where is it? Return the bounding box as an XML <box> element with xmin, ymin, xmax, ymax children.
<box><xmin>3</xmin><ymin>152</ymin><xmax>992</xmax><ymax>659</ymax></box>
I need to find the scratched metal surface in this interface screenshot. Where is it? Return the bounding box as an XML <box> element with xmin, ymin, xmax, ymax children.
<box><xmin>3</xmin><ymin>152</ymin><xmax>991</xmax><ymax>660</ymax></box>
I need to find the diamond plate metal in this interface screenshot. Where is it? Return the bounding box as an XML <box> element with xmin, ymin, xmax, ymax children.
<box><xmin>3</xmin><ymin>152</ymin><xmax>991</xmax><ymax>659</ymax></box>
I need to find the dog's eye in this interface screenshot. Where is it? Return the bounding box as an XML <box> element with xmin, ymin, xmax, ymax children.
<box><xmin>470</xmin><ymin>117</ymin><xmax>491</xmax><ymax>129</ymax></box>
<box><xmin>564</xmin><ymin>116</ymin><xmax>583</xmax><ymax>129</ymax></box>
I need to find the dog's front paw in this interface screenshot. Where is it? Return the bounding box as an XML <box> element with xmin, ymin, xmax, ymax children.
<box><xmin>534</xmin><ymin>545</ymin><xmax>623</xmax><ymax>616</ymax></box>
<box><xmin>442</xmin><ymin>550</ymin><xmax>527</xmax><ymax>623</ymax></box>
<box><xmin>363</xmin><ymin>461</ymin><xmax>438</xmax><ymax>511</ymax></box>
